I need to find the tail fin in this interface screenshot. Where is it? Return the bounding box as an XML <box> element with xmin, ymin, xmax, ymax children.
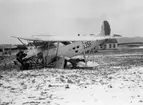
<box><xmin>99</xmin><ymin>20</ymin><xmax>111</xmax><ymax>36</ymax></box>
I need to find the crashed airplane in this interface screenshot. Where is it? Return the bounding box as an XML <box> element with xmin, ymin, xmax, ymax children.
<box><xmin>12</xmin><ymin>20</ymin><xmax>115</xmax><ymax>70</ymax></box>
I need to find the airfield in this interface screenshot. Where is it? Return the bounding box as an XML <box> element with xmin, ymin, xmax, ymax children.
<box><xmin>0</xmin><ymin>48</ymin><xmax>143</xmax><ymax>105</ymax></box>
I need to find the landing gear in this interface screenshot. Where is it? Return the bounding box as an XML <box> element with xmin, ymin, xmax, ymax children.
<box><xmin>64</xmin><ymin>58</ymin><xmax>85</xmax><ymax>69</ymax></box>
<box><xmin>15</xmin><ymin>50</ymin><xmax>86</xmax><ymax>70</ymax></box>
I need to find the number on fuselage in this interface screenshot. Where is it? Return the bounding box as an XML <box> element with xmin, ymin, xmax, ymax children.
<box><xmin>82</xmin><ymin>41</ymin><xmax>92</xmax><ymax>49</ymax></box>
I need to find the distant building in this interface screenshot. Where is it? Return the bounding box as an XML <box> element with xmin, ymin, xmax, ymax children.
<box><xmin>86</xmin><ymin>39</ymin><xmax>118</xmax><ymax>54</ymax></box>
<box><xmin>0</xmin><ymin>44</ymin><xmax>17</xmax><ymax>56</ymax></box>
<box><xmin>117</xmin><ymin>37</ymin><xmax>143</xmax><ymax>47</ymax></box>
<box><xmin>98</xmin><ymin>39</ymin><xmax>118</xmax><ymax>50</ymax></box>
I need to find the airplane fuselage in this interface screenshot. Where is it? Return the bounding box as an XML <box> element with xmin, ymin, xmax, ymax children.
<box><xmin>47</xmin><ymin>40</ymin><xmax>103</xmax><ymax>58</ymax></box>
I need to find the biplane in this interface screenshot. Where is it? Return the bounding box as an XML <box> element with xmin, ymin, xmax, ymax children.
<box><xmin>12</xmin><ymin>20</ymin><xmax>116</xmax><ymax>70</ymax></box>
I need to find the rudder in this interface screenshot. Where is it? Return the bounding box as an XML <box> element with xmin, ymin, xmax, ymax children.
<box><xmin>99</xmin><ymin>20</ymin><xmax>111</xmax><ymax>36</ymax></box>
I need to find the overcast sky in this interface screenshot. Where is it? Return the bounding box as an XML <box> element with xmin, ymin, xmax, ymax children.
<box><xmin>0</xmin><ymin>0</ymin><xmax>143</xmax><ymax>44</ymax></box>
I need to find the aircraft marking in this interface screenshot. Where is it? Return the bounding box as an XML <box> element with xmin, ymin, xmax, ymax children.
<box><xmin>72</xmin><ymin>47</ymin><xmax>76</xmax><ymax>50</ymax></box>
<box><xmin>82</xmin><ymin>41</ymin><xmax>92</xmax><ymax>49</ymax></box>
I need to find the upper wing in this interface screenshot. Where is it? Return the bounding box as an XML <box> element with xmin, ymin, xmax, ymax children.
<box><xmin>11</xmin><ymin>35</ymin><xmax>117</xmax><ymax>42</ymax></box>
<box><xmin>11</xmin><ymin>36</ymin><xmax>41</xmax><ymax>41</ymax></box>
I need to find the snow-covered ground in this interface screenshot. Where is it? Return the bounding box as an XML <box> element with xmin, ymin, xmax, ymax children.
<box><xmin>0</xmin><ymin>67</ymin><xmax>143</xmax><ymax>105</ymax></box>
<box><xmin>0</xmin><ymin>54</ymin><xmax>143</xmax><ymax>105</ymax></box>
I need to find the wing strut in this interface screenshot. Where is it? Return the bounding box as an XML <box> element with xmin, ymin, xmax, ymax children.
<box><xmin>47</xmin><ymin>42</ymin><xmax>50</xmax><ymax>57</ymax></box>
<box><xmin>55</xmin><ymin>42</ymin><xmax>60</xmax><ymax>57</ymax></box>
<box><xmin>17</xmin><ymin>38</ymin><xmax>28</xmax><ymax>49</ymax></box>
<box><xmin>44</xmin><ymin>42</ymin><xmax>50</xmax><ymax>66</ymax></box>
<box><xmin>91</xmin><ymin>49</ymin><xmax>94</xmax><ymax>62</ymax></box>
<box><xmin>89</xmin><ymin>48</ymin><xmax>95</xmax><ymax>62</ymax></box>
<box><xmin>18</xmin><ymin>38</ymin><xmax>26</xmax><ymax>46</ymax></box>
<box><xmin>55</xmin><ymin>42</ymin><xmax>60</xmax><ymax>67</ymax></box>
<box><xmin>90</xmin><ymin>48</ymin><xmax>95</xmax><ymax>62</ymax></box>
<box><xmin>83</xmin><ymin>51</ymin><xmax>87</xmax><ymax>67</ymax></box>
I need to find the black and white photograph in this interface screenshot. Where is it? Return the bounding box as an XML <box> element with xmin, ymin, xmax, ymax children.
<box><xmin>0</xmin><ymin>0</ymin><xmax>143</xmax><ymax>105</ymax></box>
